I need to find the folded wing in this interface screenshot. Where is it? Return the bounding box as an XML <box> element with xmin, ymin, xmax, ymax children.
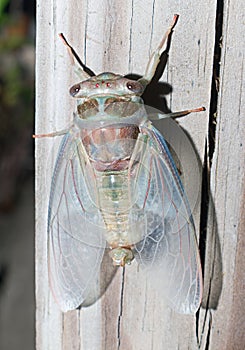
<box><xmin>133</xmin><ymin>125</ymin><xmax>202</xmax><ymax>314</ymax></box>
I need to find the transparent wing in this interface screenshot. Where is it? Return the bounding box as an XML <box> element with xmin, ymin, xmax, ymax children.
<box><xmin>132</xmin><ymin>125</ymin><xmax>202</xmax><ymax>314</ymax></box>
<box><xmin>48</xmin><ymin>129</ymin><xmax>107</xmax><ymax>311</ymax></box>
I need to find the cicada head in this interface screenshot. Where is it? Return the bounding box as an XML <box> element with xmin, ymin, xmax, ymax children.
<box><xmin>69</xmin><ymin>73</ymin><xmax>145</xmax><ymax>120</ymax></box>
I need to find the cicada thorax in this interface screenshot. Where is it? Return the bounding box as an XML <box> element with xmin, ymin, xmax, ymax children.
<box><xmin>77</xmin><ymin>96</ymin><xmax>140</xmax><ymax>119</ymax></box>
<box><xmin>79</xmin><ymin>124</ymin><xmax>142</xmax><ymax>266</ymax></box>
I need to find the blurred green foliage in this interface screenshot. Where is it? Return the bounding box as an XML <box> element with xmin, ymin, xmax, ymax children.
<box><xmin>0</xmin><ymin>0</ymin><xmax>10</xmax><ymax>25</ymax></box>
<box><xmin>0</xmin><ymin>3</ymin><xmax>34</xmax><ymax>143</ymax></box>
<box><xmin>0</xmin><ymin>1</ymin><xmax>34</xmax><ymax>209</ymax></box>
<box><xmin>0</xmin><ymin>56</ymin><xmax>33</xmax><ymax>144</ymax></box>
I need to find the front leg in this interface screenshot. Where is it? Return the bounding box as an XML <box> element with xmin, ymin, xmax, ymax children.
<box><xmin>138</xmin><ymin>14</ymin><xmax>179</xmax><ymax>87</ymax></box>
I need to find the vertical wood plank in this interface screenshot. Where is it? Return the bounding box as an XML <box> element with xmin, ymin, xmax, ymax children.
<box><xmin>35</xmin><ymin>0</ymin><xmax>241</xmax><ymax>349</ymax></box>
<box><xmin>199</xmin><ymin>0</ymin><xmax>245</xmax><ymax>348</ymax></box>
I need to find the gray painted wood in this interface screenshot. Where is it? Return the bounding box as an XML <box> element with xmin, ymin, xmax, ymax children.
<box><xmin>35</xmin><ymin>0</ymin><xmax>244</xmax><ymax>348</ymax></box>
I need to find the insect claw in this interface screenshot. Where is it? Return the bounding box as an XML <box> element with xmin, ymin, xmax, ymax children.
<box><xmin>172</xmin><ymin>14</ymin><xmax>179</xmax><ymax>28</ymax></box>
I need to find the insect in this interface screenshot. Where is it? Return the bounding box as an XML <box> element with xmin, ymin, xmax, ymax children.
<box><xmin>35</xmin><ymin>15</ymin><xmax>204</xmax><ymax>313</ymax></box>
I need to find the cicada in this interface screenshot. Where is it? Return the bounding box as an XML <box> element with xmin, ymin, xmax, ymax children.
<box><xmin>35</xmin><ymin>15</ymin><xmax>204</xmax><ymax>313</ymax></box>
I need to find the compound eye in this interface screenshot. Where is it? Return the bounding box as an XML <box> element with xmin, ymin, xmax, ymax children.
<box><xmin>126</xmin><ymin>81</ymin><xmax>143</xmax><ymax>94</ymax></box>
<box><xmin>70</xmin><ymin>84</ymin><xmax>81</xmax><ymax>96</ymax></box>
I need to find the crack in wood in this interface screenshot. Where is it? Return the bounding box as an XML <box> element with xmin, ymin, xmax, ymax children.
<box><xmin>128</xmin><ymin>0</ymin><xmax>134</xmax><ymax>71</ymax></box>
<box><xmin>117</xmin><ymin>267</ymin><xmax>125</xmax><ymax>350</ymax></box>
<box><xmin>208</xmin><ymin>0</ymin><xmax>224</xmax><ymax>164</ymax></box>
<box><xmin>204</xmin><ymin>311</ymin><xmax>212</xmax><ymax>350</ymax></box>
<box><xmin>198</xmin><ymin>283</ymin><xmax>213</xmax><ymax>349</ymax></box>
<box><xmin>197</xmin><ymin>0</ymin><xmax>224</xmax><ymax>348</ymax></box>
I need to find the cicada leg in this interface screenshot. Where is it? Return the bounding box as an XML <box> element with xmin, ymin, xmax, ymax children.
<box><xmin>138</xmin><ymin>14</ymin><xmax>179</xmax><ymax>87</ymax></box>
<box><xmin>32</xmin><ymin>128</ymin><xmax>70</xmax><ymax>138</ymax></box>
<box><xmin>59</xmin><ymin>33</ymin><xmax>95</xmax><ymax>79</ymax></box>
<box><xmin>149</xmin><ymin>106</ymin><xmax>206</xmax><ymax>121</ymax></box>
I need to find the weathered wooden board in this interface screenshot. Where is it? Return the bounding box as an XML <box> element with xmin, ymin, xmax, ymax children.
<box><xmin>198</xmin><ymin>0</ymin><xmax>245</xmax><ymax>348</ymax></box>
<box><xmin>35</xmin><ymin>0</ymin><xmax>244</xmax><ymax>349</ymax></box>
